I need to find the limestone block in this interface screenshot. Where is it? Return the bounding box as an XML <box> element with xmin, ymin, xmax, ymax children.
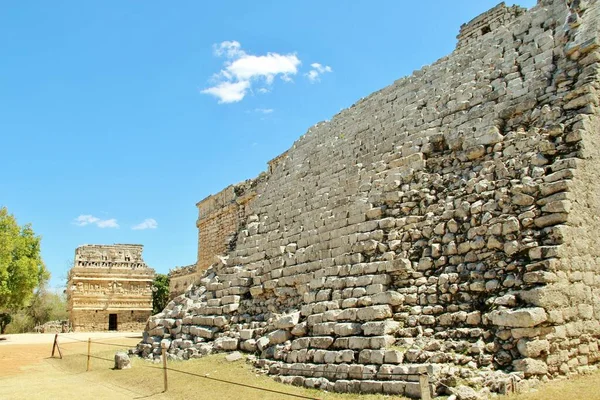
<box><xmin>512</xmin><ymin>358</ymin><xmax>548</xmax><ymax>376</ymax></box>
<box><xmin>311</xmin><ymin>336</ymin><xmax>335</xmax><ymax>349</ymax></box>
<box><xmin>291</xmin><ymin>337</ymin><xmax>310</xmax><ymax>350</ymax></box>
<box><xmin>534</xmin><ymin>213</ymin><xmax>568</xmax><ymax>228</ymax></box>
<box><xmin>334</xmin><ymin>380</ymin><xmax>350</xmax><ymax>393</ymax></box>
<box><xmin>384</xmin><ymin>350</ymin><xmax>404</xmax><ymax>363</ymax></box>
<box><xmin>239</xmin><ymin>329</ymin><xmax>254</xmax><ymax>340</ymax></box>
<box><xmin>240</xmin><ymin>339</ymin><xmax>257</xmax><ymax>352</ymax></box>
<box><xmin>256</xmin><ymin>336</ymin><xmax>271</xmax><ymax>351</ymax></box>
<box><xmin>348</xmin><ymin>337</ymin><xmax>371</xmax><ymax>349</ymax></box>
<box><xmin>404</xmin><ymin>382</ymin><xmax>423</xmax><ymax>399</ymax></box>
<box><xmin>360</xmin><ymin>380</ymin><xmax>384</xmax><ymax>394</ymax></box>
<box><xmin>512</xmin><ymin>193</ymin><xmax>535</xmax><ymax>206</ymax></box>
<box><xmin>356</xmin><ymin>305</ymin><xmax>393</xmax><ymax>321</ymax></box>
<box><xmin>195</xmin><ymin>326</ymin><xmax>218</xmax><ymax>339</ymax></box>
<box><xmin>489</xmin><ymin>307</ymin><xmax>548</xmax><ymax>327</ymax></box>
<box><xmin>452</xmin><ymin>385</ymin><xmax>482</xmax><ymax>400</ymax></box>
<box><xmin>362</xmin><ymin>321</ymin><xmax>401</xmax><ymax>336</ymax></box>
<box><xmin>291</xmin><ymin>322</ymin><xmax>308</xmax><ymax>336</ymax></box>
<box><xmin>312</xmin><ymin>322</ymin><xmax>336</xmax><ymax>336</ymax></box>
<box><xmin>214</xmin><ymin>337</ymin><xmax>238</xmax><ymax>351</ymax></box>
<box><xmin>221</xmin><ymin>295</ymin><xmax>240</xmax><ymax>305</ymax></box>
<box><xmin>334</xmin><ymin>323</ymin><xmax>362</xmax><ymax>336</ymax></box>
<box><xmin>382</xmin><ymin>381</ymin><xmax>406</xmax><ymax>395</ymax></box>
<box><xmin>275</xmin><ymin>312</ymin><xmax>301</xmax><ymax>329</ymax></box>
<box><xmin>359</xmin><ymin>349</ymin><xmax>385</xmax><ymax>364</ymax></box>
<box><xmin>386</xmin><ymin>258</ymin><xmax>412</xmax><ymax>274</ymax></box>
<box><xmin>517</xmin><ymin>339</ymin><xmax>550</xmax><ymax>357</ymax></box>
<box><xmin>267</xmin><ymin>329</ymin><xmax>292</xmax><ymax>345</ymax></box>
<box><xmin>371</xmin><ymin>335</ymin><xmax>396</xmax><ymax>348</ymax></box>
<box><xmin>371</xmin><ymin>291</ymin><xmax>404</xmax><ymax>306</ymax></box>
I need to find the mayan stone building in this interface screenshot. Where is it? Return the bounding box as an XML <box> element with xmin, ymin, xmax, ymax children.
<box><xmin>67</xmin><ymin>244</ymin><xmax>155</xmax><ymax>331</ymax></box>
<box><xmin>139</xmin><ymin>0</ymin><xmax>600</xmax><ymax>397</ymax></box>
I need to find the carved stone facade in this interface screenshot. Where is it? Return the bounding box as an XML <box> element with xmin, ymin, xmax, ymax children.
<box><xmin>67</xmin><ymin>244</ymin><xmax>155</xmax><ymax>332</ymax></box>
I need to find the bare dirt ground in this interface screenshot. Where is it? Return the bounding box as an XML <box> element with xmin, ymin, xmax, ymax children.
<box><xmin>0</xmin><ymin>332</ymin><xmax>152</xmax><ymax>399</ymax></box>
<box><xmin>2</xmin><ymin>332</ymin><xmax>600</xmax><ymax>400</ymax></box>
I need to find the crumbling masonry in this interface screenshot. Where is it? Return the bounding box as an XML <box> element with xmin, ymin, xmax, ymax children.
<box><xmin>139</xmin><ymin>1</ymin><xmax>600</xmax><ymax>396</ymax></box>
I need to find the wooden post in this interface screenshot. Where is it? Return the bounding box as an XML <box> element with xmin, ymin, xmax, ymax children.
<box><xmin>162</xmin><ymin>343</ymin><xmax>168</xmax><ymax>392</ymax></box>
<box><xmin>51</xmin><ymin>334</ymin><xmax>58</xmax><ymax>358</ymax></box>
<box><xmin>419</xmin><ymin>373</ymin><xmax>431</xmax><ymax>400</ymax></box>
<box><xmin>51</xmin><ymin>334</ymin><xmax>63</xmax><ymax>359</ymax></box>
<box><xmin>86</xmin><ymin>338</ymin><xmax>91</xmax><ymax>372</ymax></box>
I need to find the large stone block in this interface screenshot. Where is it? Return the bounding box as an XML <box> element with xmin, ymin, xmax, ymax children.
<box><xmin>488</xmin><ymin>308</ymin><xmax>548</xmax><ymax>328</ymax></box>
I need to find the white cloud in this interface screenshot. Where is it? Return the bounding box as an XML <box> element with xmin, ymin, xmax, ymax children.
<box><xmin>202</xmin><ymin>41</ymin><xmax>301</xmax><ymax>103</ymax></box>
<box><xmin>96</xmin><ymin>219</ymin><xmax>119</xmax><ymax>228</ymax></box>
<box><xmin>213</xmin><ymin>40</ymin><xmax>245</xmax><ymax>58</ymax></box>
<box><xmin>74</xmin><ymin>215</ymin><xmax>119</xmax><ymax>229</ymax></box>
<box><xmin>201</xmin><ymin>81</ymin><xmax>250</xmax><ymax>104</ymax></box>
<box><xmin>225</xmin><ymin>53</ymin><xmax>300</xmax><ymax>82</ymax></box>
<box><xmin>305</xmin><ymin>62</ymin><xmax>333</xmax><ymax>83</ymax></box>
<box><xmin>254</xmin><ymin>108</ymin><xmax>273</xmax><ymax>114</ymax></box>
<box><xmin>132</xmin><ymin>218</ymin><xmax>158</xmax><ymax>230</ymax></box>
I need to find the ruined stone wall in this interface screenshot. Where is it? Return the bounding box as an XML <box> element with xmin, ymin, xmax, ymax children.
<box><xmin>67</xmin><ymin>244</ymin><xmax>155</xmax><ymax>332</ymax></box>
<box><xmin>169</xmin><ymin>264</ymin><xmax>199</xmax><ymax>299</ymax></box>
<box><xmin>196</xmin><ymin>182</ymin><xmax>258</xmax><ymax>272</ymax></box>
<box><xmin>457</xmin><ymin>2</ymin><xmax>527</xmax><ymax>49</ymax></box>
<box><xmin>141</xmin><ymin>1</ymin><xmax>600</xmax><ymax>396</ymax></box>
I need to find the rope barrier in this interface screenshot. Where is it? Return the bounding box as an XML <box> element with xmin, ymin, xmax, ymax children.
<box><xmin>85</xmin><ymin>340</ymin><xmax>136</xmax><ymax>348</ymax></box>
<box><xmin>164</xmin><ymin>366</ymin><xmax>321</xmax><ymax>400</ymax></box>
<box><xmin>50</xmin><ymin>334</ymin><xmax>432</xmax><ymax>399</ymax></box>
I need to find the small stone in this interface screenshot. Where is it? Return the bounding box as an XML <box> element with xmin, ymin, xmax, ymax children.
<box><xmin>225</xmin><ymin>351</ymin><xmax>243</xmax><ymax>362</ymax></box>
<box><xmin>453</xmin><ymin>385</ymin><xmax>482</xmax><ymax>400</ymax></box>
<box><xmin>114</xmin><ymin>352</ymin><xmax>131</xmax><ymax>370</ymax></box>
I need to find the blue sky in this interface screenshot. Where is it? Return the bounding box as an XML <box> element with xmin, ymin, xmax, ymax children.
<box><xmin>0</xmin><ymin>1</ymin><xmax>536</xmax><ymax>289</ymax></box>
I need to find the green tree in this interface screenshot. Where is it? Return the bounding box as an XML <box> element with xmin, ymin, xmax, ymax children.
<box><xmin>0</xmin><ymin>207</ymin><xmax>49</xmax><ymax>333</ymax></box>
<box><xmin>152</xmin><ymin>274</ymin><xmax>170</xmax><ymax>314</ymax></box>
<box><xmin>28</xmin><ymin>286</ymin><xmax>68</xmax><ymax>327</ymax></box>
<box><xmin>0</xmin><ymin>313</ymin><xmax>11</xmax><ymax>334</ymax></box>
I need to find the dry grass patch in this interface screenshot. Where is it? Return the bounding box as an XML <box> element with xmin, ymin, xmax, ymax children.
<box><xmin>5</xmin><ymin>338</ymin><xmax>600</xmax><ymax>400</ymax></box>
<box><xmin>508</xmin><ymin>370</ymin><xmax>600</xmax><ymax>400</ymax></box>
<box><xmin>52</xmin><ymin>344</ymin><xmax>600</xmax><ymax>400</ymax></box>
<box><xmin>53</xmin><ymin>347</ymin><xmax>401</xmax><ymax>400</ymax></box>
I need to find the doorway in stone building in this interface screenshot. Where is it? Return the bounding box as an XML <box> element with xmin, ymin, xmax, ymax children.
<box><xmin>108</xmin><ymin>314</ymin><xmax>117</xmax><ymax>331</ymax></box>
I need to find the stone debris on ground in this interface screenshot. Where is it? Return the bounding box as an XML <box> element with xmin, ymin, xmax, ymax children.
<box><xmin>114</xmin><ymin>352</ymin><xmax>131</xmax><ymax>370</ymax></box>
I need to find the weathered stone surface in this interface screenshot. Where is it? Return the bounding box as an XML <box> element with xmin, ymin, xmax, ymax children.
<box><xmin>453</xmin><ymin>385</ymin><xmax>482</xmax><ymax>400</ymax></box>
<box><xmin>513</xmin><ymin>358</ymin><xmax>548</xmax><ymax>376</ymax></box>
<box><xmin>140</xmin><ymin>1</ymin><xmax>600</xmax><ymax>396</ymax></box>
<box><xmin>489</xmin><ymin>308</ymin><xmax>548</xmax><ymax>328</ymax></box>
<box><xmin>225</xmin><ymin>351</ymin><xmax>243</xmax><ymax>362</ymax></box>
<box><xmin>517</xmin><ymin>339</ymin><xmax>550</xmax><ymax>358</ymax></box>
<box><xmin>356</xmin><ymin>306</ymin><xmax>392</xmax><ymax>321</ymax></box>
<box><xmin>276</xmin><ymin>312</ymin><xmax>300</xmax><ymax>329</ymax></box>
<box><xmin>114</xmin><ymin>352</ymin><xmax>131</xmax><ymax>370</ymax></box>
<box><xmin>362</xmin><ymin>321</ymin><xmax>401</xmax><ymax>336</ymax></box>
<box><xmin>267</xmin><ymin>330</ymin><xmax>292</xmax><ymax>345</ymax></box>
